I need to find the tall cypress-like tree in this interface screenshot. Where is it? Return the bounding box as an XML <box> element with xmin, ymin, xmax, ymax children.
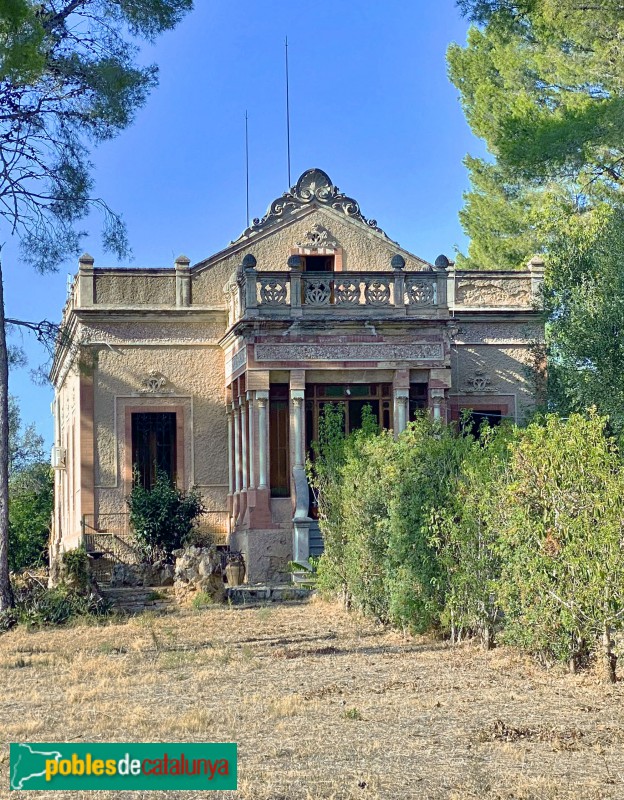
<box><xmin>0</xmin><ymin>0</ymin><xmax>193</xmax><ymax>611</ymax></box>
<box><xmin>451</xmin><ymin>1</ymin><xmax>624</xmax><ymax>427</ymax></box>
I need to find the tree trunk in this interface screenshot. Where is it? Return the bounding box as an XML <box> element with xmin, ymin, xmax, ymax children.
<box><xmin>0</xmin><ymin>261</ymin><xmax>14</xmax><ymax>610</ymax></box>
<box><xmin>603</xmin><ymin>622</ymin><xmax>617</xmax><ymax>684</ymax></box>
<box><xmin>482</xmin><ymin>621</ymin><xmax>494</xmax><ymax>651</ymax></box>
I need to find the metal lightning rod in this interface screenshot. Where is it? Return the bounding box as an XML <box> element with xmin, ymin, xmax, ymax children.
<box><xmin>245</xmin><ymin>110</ymin><xmax>250</xmax><ymax>227</ymax></box>
<box><xmin>285</xmin><ymin>36</ymin><xmax>292</xmax><ymax>187</ymax></box>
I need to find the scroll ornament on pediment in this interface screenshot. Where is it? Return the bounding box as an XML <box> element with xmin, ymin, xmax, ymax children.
<box><xmin>234</xmin><ymin>168</ymin><xmax>392</xmax><ymax>241</ymax></box>
<box><xmin>461</xmin><ymin>369</ymin><xmax>497</xmax><ymax>393</ymax></box>
<box><xmin>139</xmin><ymin>370</ymin><xmax>172</xmax><ymax>394</ymax></box>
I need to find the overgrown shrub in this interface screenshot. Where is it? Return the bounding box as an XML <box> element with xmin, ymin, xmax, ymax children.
<box><xmin>8</xmin><ymin>463</ymin><xmax>53</xmax><ymax>572</ymax></box>
<box><xmin>11</xmin><ymin>577</ymin><xmax>111</xmax><ymax>628</ymax></box>
<box><xmin>434</xmin><ymin>424</ymin><xmax>514</xmax><ymax>647</ymax></box>
<box><xmin>311</xmin><ymin>405</ymin><xmax>624</xmax><ymax>680</ymax></box>
<box><xmin>493</xmin><ymin>412</ymin><xmax>624</xmax><ymax>680</ymax></box>
<box><xmin>62</xmin><ymin>546</ymin><xmax>90</xmax><ymax>590</ymax></box>
<box><xmin>127</xmin><ymin>470</ymin><xmax>205</xmax><ymax>563</ymax></box>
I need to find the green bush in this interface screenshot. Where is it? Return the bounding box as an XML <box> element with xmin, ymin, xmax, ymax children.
<box><xmin>8</xmin><ymin>462</ymin><xmax>53</xmax><ymax>572</ymax></box>
<box><xmin>127</xmin><ymin>470</ymin><xmax>205</xmax><ymax>563</ymax></box>
<box><xmin>11</xmin><ymin>579</ymin><xmax>111</xmax><ymax>628</ymax></box>
<box><xmin>311</xmin><ymin>405</ymin><xmax>624</xmax><ymax>680</ymax></box>
<box><xmin>62</xmin><ymin>546</ymin><xmax>90</xmax><ymax>589</ymax></box>
<box><xmin>434</xmin><ymin>424</ymin><xmax>514</xmax><ymax>647</ymax></box>
<box><xmin>493</xmin><ymin>412</ymin><xmax>624</xmax><ymax>679</ymax></box>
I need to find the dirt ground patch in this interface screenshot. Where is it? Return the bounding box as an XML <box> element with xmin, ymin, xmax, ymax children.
<box><xmin>1</xmin><ymin>597</ymin><xmax>623</xmax><ymax>799</ymax></box>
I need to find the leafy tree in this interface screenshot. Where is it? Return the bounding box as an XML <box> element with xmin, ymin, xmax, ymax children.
<box><xmin>451</xmin><ymin>1</ymin><xmax>624</xmax><ymax>426</ymax></box>
<box><xmin>493</xmin><ymin>412</ymin><xmax>624</xmax><ymax>681</ymax></box>
<box><xmin>127</xmin><ymin>470</ymin><xmax>205</xmax><ymax>563</ymax></box>
<box><xmin>433</xmin><ymin>423</ymin><xmax>514</xmax><ymax>648</ymax></box>
<box><xmin>8</xmin><ymin>395</ymin><xmax>44</xmax><ymax>475</ymax></box>
<box><xmin>333</xmin><ymin>411</ymin><xmax>395</xmax><ymax>621</ymax></box>
<box><xmin>9</xmin><ymin>462</ymin><xmax>53</xmax><ymax>572</ymax></box>
<box><xmin>385</xmin><ymin>417</ymin><xmax>472</xmax><ymax>633</ymax></box>
<box><xmin>308</xmin><ymin>403</ymin><xmax>349</xmax><ymax>601</ymax></box>
<box><xmin>0</xmin><ymin>0</ymin><xmax>194</xmax><ymax>610</ymax></box>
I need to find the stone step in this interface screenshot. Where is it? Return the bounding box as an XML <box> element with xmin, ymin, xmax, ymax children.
<box><xmin>100</xmin><ymin>586</ymin><xmax>175</xmax><ymax>614</ymax></box>
<box><xmin>225</xmin><ymin>583</ymin><xmax>313</xmax><ymax>605</ymax></box>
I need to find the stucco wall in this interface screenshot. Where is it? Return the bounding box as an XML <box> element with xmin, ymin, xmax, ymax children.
<box><xmin>192</xmin><ymin>207</ymin><xmax>429</xmax><ymax>306</ymax></box>
<box><xmin>54</xmin><ymin>368</ymin><xmax>82</xmax><ymax>550</ymax></box>
<box><xmin>450</xmin><ymin>320</ymin><xmax>544</xmax><ymax>423</ymax></box>
<box><xmin>94</xmin><ymin>272</ymin><xmax>175</xmax><ymax>306</ymax></box>
<box><xmin>91</xmin><ymin>339</ymin><xmax>229</xmax><ymax>539</ymax></box>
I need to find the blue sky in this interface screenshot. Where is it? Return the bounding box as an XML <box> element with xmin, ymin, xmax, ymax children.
<box><xmin>6</xmin><ymin>0</ymin><xmax>485</xmax><ymax>447</ymax></box>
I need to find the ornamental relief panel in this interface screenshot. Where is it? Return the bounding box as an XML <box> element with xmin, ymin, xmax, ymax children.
<box><xmin>254</xmin><ymin>342</ymin><xmax>444</xmax><ymax>362</ymax></box>
<box><xmin>138</xmin><ymin>370</ymin><xmax>173</xmax><ymax>394</ymax></box>
<box><xmin>455</xmin><ymin>278</ymin><xmax>531</xmax><ymax>308</ymax></box>
<box><xmin>453</xmin><ymin>322</ymin><xmax>544</xmax><ymax>344</ymax></box>
<box><xmin>296</xmin><ymin>224</ymin><xmax>338</xmax><ymax>250</ymax></box>
<box><xmin>460</xmin><ymin>369</ymin><xmax>498</xmax><ymax>394</ymax></box>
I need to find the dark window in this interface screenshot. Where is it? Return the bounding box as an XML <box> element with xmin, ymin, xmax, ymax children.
<box><xmin>270</xmin><ymin>385</ymin><xmax>290</xmax><ymax>497</ymax></box>
<box><xmin>460</xmin><ymin>409</ymin><xmax>503</xmax><ymax>434</ymax></box>
<box><xmin>303</xmin><ymin>255</ymin><xmax>334</xmax><ymax>272</ymax></box>
<box><xmin>409</xmin><ymin>383</ymin><xmax>428</xmax><ymax>421</ymax></box>
<box><xmin>131</xmin><ymin>412</ymin><xmax>177</xmax><ymax>489</ymax></box>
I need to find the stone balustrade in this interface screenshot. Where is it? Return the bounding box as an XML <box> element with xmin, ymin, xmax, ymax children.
<box><xmin>225</xmin><ymin>269</ymin><xmax>446</xmax><ymax>326</ymax></box>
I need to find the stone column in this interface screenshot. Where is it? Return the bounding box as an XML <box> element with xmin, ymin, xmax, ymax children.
<box><xmin>430</xmin><ymin>388</ymin><xmax>446</xmax><ymax>422</ymax></box>
<box><xmin>257</xmin><ymin>391</ymin><xmax>269</xmax><ymax>489</ymax></box>
<box><xmin>246</xmin><ymin>391</ymin><xmax>255</xmax><ymax>490</ymax></box>
<box><xmin>240</xmin><ymin>397</ymin><xmax>248</xmax><ymax>492</ymax></box>
<box><xmin>245</xmin><ymin>389</ymin><xmax>272</xmax><ymax>529</ymax></box>
<box><xmin>226</xmin><ymin>405</ymin><xmax>234</xmax><ymax>532</ymax></box>
<box><xmin>291</xmin><ymin>387</ymin><xmax>311</xmax><ymax>567</ymax></box>
<box><xmin>394</xmin><ymin>389</ymin><xmax>409</xmax><ymax>435</ymax></box>
<box><xmin>237</xmin><ymin>396</ymin><xmax>248</xmax><ymax>525</ymax></box>
<box><xmin>232</xmin><ymin>401</ymin><xmax>241</xmax><ymax>525</ymax></box>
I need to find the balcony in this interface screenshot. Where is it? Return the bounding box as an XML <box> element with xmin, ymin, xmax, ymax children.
<box><xmin>224</xmin><ymin>266</ymin><xmax>448</xmax><ymax>328</ymax></box>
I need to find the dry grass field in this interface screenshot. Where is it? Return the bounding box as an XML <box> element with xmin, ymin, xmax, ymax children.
<box><xmin>1</xmin><ymin>596</ymin><xmax>624</xmax><ymax>799</ymax></box>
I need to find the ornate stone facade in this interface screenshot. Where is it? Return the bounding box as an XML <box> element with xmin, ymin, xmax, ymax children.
<box><xmin>50</xmin><ymin>168</ymin><xmax>545</xmax><ymax>583</ymax></box>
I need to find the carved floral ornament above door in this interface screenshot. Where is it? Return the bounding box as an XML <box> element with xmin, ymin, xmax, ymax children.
<box><xmin>296</xmin><ymin>224</ymin><xmax>338</xmax><ymax>250</ymax></box>
<box><xmin>139</xmin><ymin>370</ymin><xmax>172</xmax><ymax>394</ymax></box>
<box><xmin>461</xmin><ymin>369</ymin><xmax>497</xmax><ymax>393</ymax></box>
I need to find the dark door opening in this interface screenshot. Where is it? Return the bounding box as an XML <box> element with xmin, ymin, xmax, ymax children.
<box><xmin>131</xmin><ymin>412</ymin><xmax>177</xmax><ymax>490</ymax></box>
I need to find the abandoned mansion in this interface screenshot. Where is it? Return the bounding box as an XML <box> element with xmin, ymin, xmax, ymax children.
<box><xmin>50</xmin><ymin>168</ymin><xmax>545</xmax><ymax>581</ymax></box>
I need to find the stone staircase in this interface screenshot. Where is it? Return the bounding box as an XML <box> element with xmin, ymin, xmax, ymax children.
<box><xmin>100</xmin><ymin>586</ymin><xmax>176</xmax><ymax>614</ymax></box>
<box><xmin>225</xmin><ymin>583</ymin><xmax>313</xmax><ymax>605</ymax></box>
<box><xmin>100</xmin><ymin>583</ymin><xmax>314</xmax><ymax>613</ymax></box>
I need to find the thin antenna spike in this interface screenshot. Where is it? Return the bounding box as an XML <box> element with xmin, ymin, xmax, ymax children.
<box><xmin>245</xmin><ymin>111</ymin><xmax>250</xmax><ymax>226</ymax></box>
<box><xmin>285</xmin><ymin>35</ymin><xmax>291</xmax><ymax>187</ymax></box>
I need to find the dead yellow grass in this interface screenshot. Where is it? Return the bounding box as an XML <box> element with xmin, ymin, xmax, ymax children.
<box><xmin>0</xmin><ymin>597</ymin><xmax>623</xmax><ymax>799</ymax></box>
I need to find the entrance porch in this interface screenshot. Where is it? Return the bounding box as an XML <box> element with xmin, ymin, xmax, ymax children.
<box><xmin>225</xmin><ymin>369</ymin><xmax>448</xmax><ymax>582</ymax></box>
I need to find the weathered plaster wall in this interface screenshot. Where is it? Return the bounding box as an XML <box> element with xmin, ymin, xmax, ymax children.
<box><xmin>94</xmin><ymin>273</ymin><xmax>175</xmax><ymax>306</ymax></box>
<box><xmin>192</xmin><ymin>207</ymin><xmax>429</xmax><ymax>306</ymax></box>
<box><xmin>450</xmin><ymin>320</ymin><xmax>544</xmax><ymax>423</ymax></box>
<box><xmin>91</xmin><ymin>338</ymin><xmax>229</xmax><ymax>539</ymax></box>
<box><xmin>54</xmin><ymin>368</ymin><xmax>82</xmax><ymax>550</ymax></box>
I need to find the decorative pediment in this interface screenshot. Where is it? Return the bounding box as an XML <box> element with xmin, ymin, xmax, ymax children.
<box><xmin>139</xmin><ymin>370</ymin><xmax>172</xmax><ymax>394</ymax></box>
<box><xmin>234</xmin><ymin>168</ymin><xmax>390</xmax><ymax>242</ymax></box>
